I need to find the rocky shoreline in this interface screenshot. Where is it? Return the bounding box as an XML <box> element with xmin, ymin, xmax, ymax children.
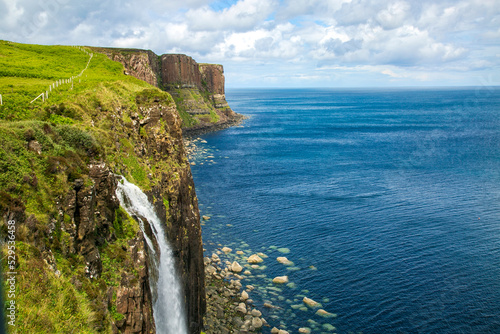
<box><xmin>203</xmin><ymin>251</ymin><xmax>272</xmax><ymax>334</ymax></box>
<box><xmin>183</xmin><ymin>114</ymin><xmax>247</xmax><ymax>138</ymax></box>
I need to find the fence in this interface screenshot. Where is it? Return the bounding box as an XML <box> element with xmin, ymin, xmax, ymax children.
<box><xmin>27</xmin><ymin>46</ymin><xmax>94</xmax><ymax>104</ymax></box>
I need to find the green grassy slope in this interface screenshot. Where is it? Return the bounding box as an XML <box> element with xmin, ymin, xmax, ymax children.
<box><xmin>0</xmin><ymin>41</ymin><xmax>183</xmax><ymax>333</ymax></box>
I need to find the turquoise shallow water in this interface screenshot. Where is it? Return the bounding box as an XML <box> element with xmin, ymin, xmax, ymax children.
<box><xmin>190</xmin><ymin>88</ymin><xmax>500</xmax><ymax>333</ymax></box>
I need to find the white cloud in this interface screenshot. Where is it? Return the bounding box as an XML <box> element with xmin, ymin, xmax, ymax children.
<box><xmin>185</xmin><ymin>0</ymin><xmax>278</xmax><ymax>32</ymax></box>
<box><xmin>0</xmin><ymin>0</ymin><xmax>498</xmax><ymax>87</ymax></box>
<box><xmin>376</xmin><ymin>1</ymin><xmax>411</xmax><ymax>30</ymax></box>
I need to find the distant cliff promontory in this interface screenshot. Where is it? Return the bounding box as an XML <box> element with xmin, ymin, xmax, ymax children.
<box><xmin>93</xmin><ymin>47</ymin><xmax>242</xmax><ymax>135</ymax></box>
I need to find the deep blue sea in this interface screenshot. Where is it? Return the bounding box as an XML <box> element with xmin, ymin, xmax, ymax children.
<box><xmin>189</xmin><ymin>88</ymin><xmax>500</xmax><ymax>334</ymax></box>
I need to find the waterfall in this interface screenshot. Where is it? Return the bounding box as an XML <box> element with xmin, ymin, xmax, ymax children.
<box><xmin>116</xmin><ymin>176</ymin><xmax>188</xmax><ymax>334</ymax></box>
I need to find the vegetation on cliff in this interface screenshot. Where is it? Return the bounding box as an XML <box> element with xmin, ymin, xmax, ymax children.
<box><xmin>0</xmin><ymin>40</ymin><xmax>204</xmax><ymax>333</ymax></box>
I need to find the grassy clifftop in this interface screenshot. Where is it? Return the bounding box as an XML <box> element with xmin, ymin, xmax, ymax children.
<box><xmin>0</xmin><ymin>41</ymin><xmax>200</xmax><ymax>333</ymax></box>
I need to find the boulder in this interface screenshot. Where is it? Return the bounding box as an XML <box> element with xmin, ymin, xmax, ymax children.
<box><xmin>206</xmin><ymin>265</ymin><xmax>216</xmax><ymax>275</ymax></box>
<box><xmin>272</xmin><ymin>276</ymin><xmax>289</xmax><ymax>284</ymax></box>
<box><xmin>277</xmin><ymin>257</ymin><xmax>294</xmax><ymax>265</ymax></box>
<box><xmin>222</xmin><ymin>247</ymin><xmax>232</xmax><ymax>253</ymax></box>
<box><xmin>236</xmin><ymin>303</ymin><xmax>247</xmax><ymax>314</ymax></box>
<box><xmin>303</xmin><ymin>297</ymin><xmax>320</xmax><ymax>307</ymax></box>
<box><xmin>252</xmin><ymin>317</ymin><xmax>263</xmax><ymax>329</ymax></box>
<box><xmin>316</xmin><ymin>309</ymin><xmax>337</xmax><ymax>318</ymax></box>
<box><xmin>231</xmin><ymin>261</ymin><xmax>243</xmax><ymax>273</ymax></box>
<box><xmin>251</xmin><ymin>309</ymin><xmax>262</xmax><ymax>317</ymax></box>
<box><xmin>241</xmin><ymin>290</ymin><xmax>249</xmax><ymax>301</ymax></box>
<box><xmin>247</xmin><ymin>254</ymin><xmax>264</xmax><ymax>264</ymax></box>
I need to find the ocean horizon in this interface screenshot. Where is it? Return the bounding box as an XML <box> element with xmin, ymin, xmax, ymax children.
<box><xmin>190</xmin><ymin>87</ymin><xmax>500</xmax><ymax>333</ymax></box>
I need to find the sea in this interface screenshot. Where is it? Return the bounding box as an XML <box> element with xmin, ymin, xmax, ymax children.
<box><xmin>189</xmin><ymin>87</ymin><xmax>500</xmax><ymax>334</ymax></box>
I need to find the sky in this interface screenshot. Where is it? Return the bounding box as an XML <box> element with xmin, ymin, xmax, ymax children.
<box><xmin>1</xmin><ymin>0</ymin><xmax>499</xmax><ymax>88</ymax></box>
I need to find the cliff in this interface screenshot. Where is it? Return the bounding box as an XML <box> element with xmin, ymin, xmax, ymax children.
<box><xmin>0</xmin><ymin>42</ymin><xmax>206</xmax><ymax>334</ymax></box>
<box><xmin>95</xmin><ymin>48</ymin><xmax>242</xmax><ymax>134</ymax></box>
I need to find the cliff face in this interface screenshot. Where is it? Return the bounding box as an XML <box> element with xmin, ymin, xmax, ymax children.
<box><xmin>199</xmin><ymin>64</ymin><xmax>235</xmax><ymax>119</ymax></box>
<box><xmin>0</xmin><ymin>46</ymin><xmax>205</xmax><ymax>333</ymax></box>
<box><xmin>62</xmin><ymin>164</ymin><xmax>156</xmax><ymax>333</ymax></box>
<box><xmin>134</xmin><ymin>91</ymin><xmax>206</xmax><ymax>334</ymax></box>
<box><xmin>199</xmin><ymin>64</ymin><xmax>225</xmax><ymax>95</ymax></box>
<box><xmin>161</xmin><ymin>54</ymin><xmax>201</xmax><ymax>90</ymax></box>
<box><xmin>98</xmin><ymin>48</ymin><xmax>240</xmax><ymax>132</ymax></box>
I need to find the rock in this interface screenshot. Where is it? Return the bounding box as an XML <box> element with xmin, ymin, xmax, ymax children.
<box><xmin>247</xmin><ymin>254</ymin><xmax>264</xmax><ymax>264</ymax></box>
<box><xmin>303</xmin><ymin>297</ymin><xmax>320</xmax><ymax>307</ymax></box>
<box><xmin>271</xmin><ymin>328</ymin><xmax>280</xmax><ymax>334</ymax></box>
<box><xmin>257</xmin><ymin>252</ymin><xmax>268</xmax><ymax>258</ymax></box>
<box><xmin>299</xmin><ymin>328</ymin><xmax>311</xmax><ymax>334</ymax></box>
<box><xmin>323</xmin><ymin>323</ymin><xmax>336</xmax><ymax>331</ymax></box>
<box><xmin>252</xmin><ymin>317</ymin><xmax>263</xmax><ymax>329</ymax></box>
<box><xmin>202</xmin><ymin>215</ymin><xmax>211</xmax><ymax>220</ymax></box>
<box><xmin>222</xmin><ymin>246</ymin><xmax>232</xmax><ymax>253</ymax></box>
<box><xmin>236</xmin><ymin>303</ymin><xmax>247</xmax><ymax>314</ymax></box>
<box><xmin>233</xmin><ymin>317</ymin><xmax>243</xmax><ymax>327</ymax></box>
<box><xmin>28</xmin><ymin>140</ymin><xmax>42</xmax><ymax>155</ymax></box>
<box><xmin>316</xmin><ymin>309</ymin><xmax>337</xmax><ymax>318</ymax></box>
<box><xmin>241</xmin><ymin>291</ymin><xmax>249</xmax><ymax>301</ymax></box>
<box><xmin>206</xmin><ymin>265</ymin><xmax>216</xmax><ymax>275</ymax></box>
<box><xmin>278</xmin><ymin>330</ymin><xmax>290</xmax><ymax>334</ymax></box>
<box><xmin>211</xmin><ymin>253</ymin><xmax>220</xmax><ymax>262</ymax></box>
<box><xmin>251</xmin><ymin>309</ymin><xmax>262</xmax><ymax>317</ymax></box>
<box><xmin>246</xmin><ymin>285</ymin><xmax>255</xmax><ymax>291</ymax></box>
<box><xmin>263</xmin><ymin>302</ymin><xmax>274</xmax><ymax>308</ymax></box>
<box><xmin>277</xmin><ymin>256</ymin><xmax>294</xmax><ymax>265</ymax></box>
<box><xmin>236</xmin><ymin>250</ymin><xmax>245</xmax><ymax>255</ymax></box>
<box><xmin>243</xmin><ymin>270</ymin><xmax>252</xmax><ymax>275</ymax></box>
<box><xmin>272</xmin><ymin>276</ymin><xmax>289</xmax><ymax>284</ymax></box>
<box><xmin>231</xmin><ymin>261</ymin><xmax>243</xmax><ymax>273</ymax></box>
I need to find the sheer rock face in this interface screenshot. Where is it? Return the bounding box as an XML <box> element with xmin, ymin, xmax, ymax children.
<box><xmin>161</xmin><ymin>54</ymin><xmax>202</xmax><ymax>89</ymax></box>
<box><xmin>135</xmin><ymin>95</ymin><xmax>206</xmax><ymax>334</ymax></box>
<box><xmin>199</xmin><ymin>64</ymin><xmax>235</xmax><ymax>119</ymax></box>
<box><xmin>199</xmin><ymin>64</ymin><xmax>225</xmax><ymax>95</ymax></box>
<box><xmin>113</xmin><ymin>235</ymin><xmax>156</xmax><ymax>334</ymax></box>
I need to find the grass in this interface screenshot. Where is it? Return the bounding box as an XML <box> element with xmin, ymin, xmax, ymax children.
<box><xmin>0</xmin><ymin>40</ymin><xmax>149</xmax><ymax>120</ymax></box>
<box><xmin>2</xmin><ymin>242</ymin><xmax>96</xmax><ymax>333</ymax></box>
<box><xmin>0</xmin><ymin>41</ymin><xmax>185</xmax><ymax>333</ymax></box>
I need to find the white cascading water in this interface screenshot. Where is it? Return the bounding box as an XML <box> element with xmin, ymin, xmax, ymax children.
<box><xmin>115</xmin><ymin>176</ymin><xmax>187</xmax><ymax>334</ymax></box>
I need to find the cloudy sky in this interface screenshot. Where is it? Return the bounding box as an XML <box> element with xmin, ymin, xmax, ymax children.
<box><xmin>1</xmin><ymin>0</ymin><xmax>499</xmax><ymax>87</ymax></box>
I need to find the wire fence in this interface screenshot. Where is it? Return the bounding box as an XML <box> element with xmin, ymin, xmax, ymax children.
<box><xmin>28</xmin><ymin>46</ymin><xmax>94</xmax><ymax>104</ymax></box>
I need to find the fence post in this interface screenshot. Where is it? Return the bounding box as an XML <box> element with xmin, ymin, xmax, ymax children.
<box><xmin>0</xmin><ymin>94</ymin><xmax>2</xmax><ymax>106</ymax></box>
